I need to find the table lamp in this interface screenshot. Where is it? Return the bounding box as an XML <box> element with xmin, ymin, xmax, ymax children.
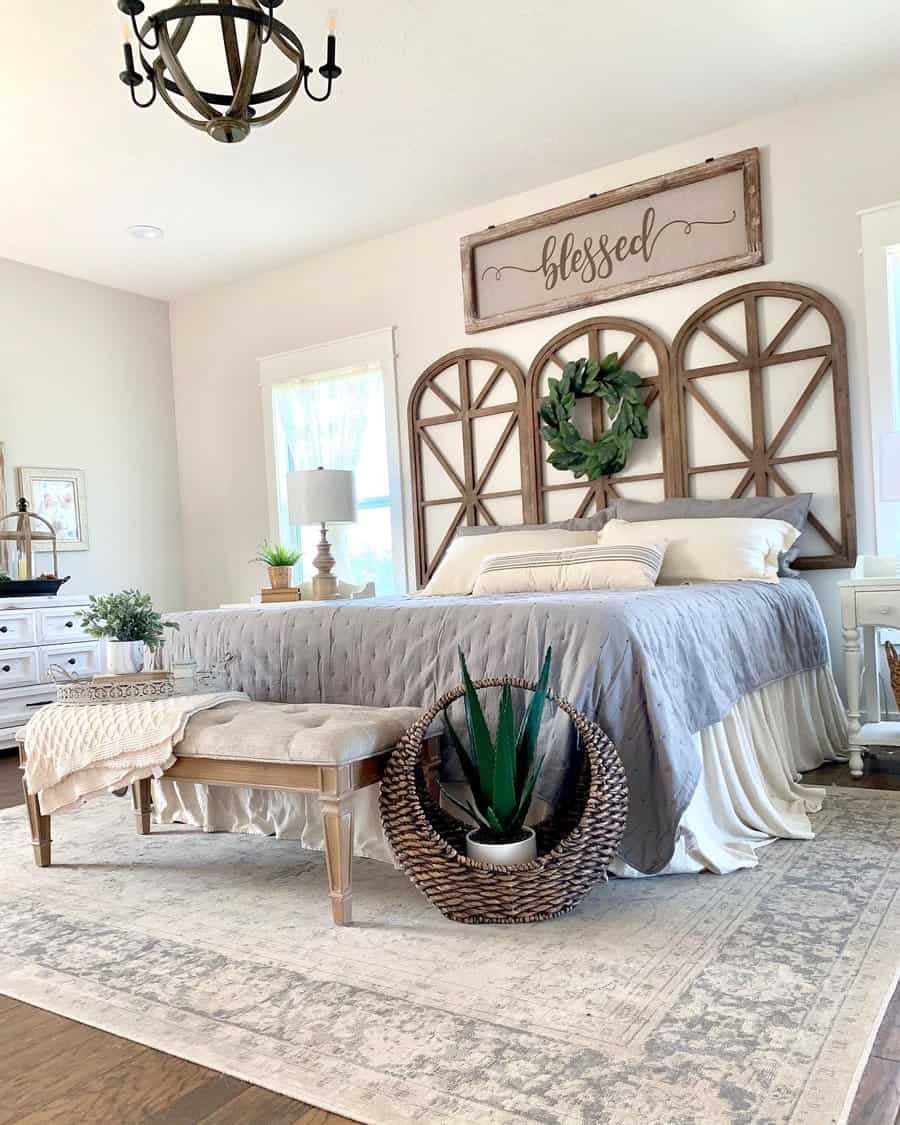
<box><xmin>287</xmin><ymin>467</ymin><xmax>356</xmax><ymax>600</ymax></box>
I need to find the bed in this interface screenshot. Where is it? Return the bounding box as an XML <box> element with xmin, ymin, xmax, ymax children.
<box><xmin>157</xmin><ymin>281</ymin><xmax>854</xmax><ymax>877</ymax></box>
<box><xmin>158</xmin><ymin>580</ymin><xmax>847</xmax><ymax>876</ymax></box>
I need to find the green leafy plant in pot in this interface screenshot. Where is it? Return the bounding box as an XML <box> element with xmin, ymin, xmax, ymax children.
<box><xmin>79</xmin><ymin>589</ymin><xmax>179</xmax><ymax>676</ymax></box>
<box><xmin>252</xmin><ymin>542</ymin><xmax>302</xmax><ymax>589</ymax></box>
<box><xmin>442</xmin><ymin>646</ymin><xmax>552</xmax><ymax>866</ymax></box>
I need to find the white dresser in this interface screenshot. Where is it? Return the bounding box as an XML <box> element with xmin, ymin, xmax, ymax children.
<box><xmin>0</xmin><ymin>595</ymin><xmax>102</xmax><ymax>748</ymax></box>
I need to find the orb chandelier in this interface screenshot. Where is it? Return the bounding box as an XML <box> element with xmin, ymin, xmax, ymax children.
<box><xmin>116</xmin><ymin>1</ymin><xmax>342</xmax><ymax>144</ymax></box>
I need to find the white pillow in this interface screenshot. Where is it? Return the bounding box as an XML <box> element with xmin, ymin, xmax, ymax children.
<box><xmin>472</xmin><ymin>542</ymin><xmax>667</xmax><ymax>595</ymax></box>
<box><xmin>418</xmin><ymin>529</ymin><xmax>597</xmax><ymax>596</ymax></box>
<box><xmin>597</xmin><ymin>517</ymin><xmax>800</xmax><ymax>584</ymax></box>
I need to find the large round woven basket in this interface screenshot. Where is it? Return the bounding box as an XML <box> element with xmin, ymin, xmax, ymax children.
<box><xmin>380</xmin><ymin>676</ymin><xmax>629</xmax><ymax>925</ymax></box>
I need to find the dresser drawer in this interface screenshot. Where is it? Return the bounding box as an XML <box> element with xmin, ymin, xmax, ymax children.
<box><xmin>0</xmin><ymin>610</ymin><xmax>36</xmax><ymax>649</ymax></box>
<box><xmin>0</xmin><ymin>648</ymin><xmax>39</xmax><ymax>689</ymax></box>
<box><xmin>855</xmin><ymin>592</ymin><xmax>900</xmax><ymax>628</ymax></box>
<box><xmin>39</xmin><ymin>642</ymin><xmax>100</xmax><ymax>683</ymax></box>
<box><xmin>37</xmin><ymin>606</ymin><xmax>91</xmax><ymax>644</ymax></box>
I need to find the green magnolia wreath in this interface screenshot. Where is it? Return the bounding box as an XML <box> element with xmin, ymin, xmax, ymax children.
<box><xmin>538</xmin><ymin>354</ymin><xmax>649</xmax><ymax>480</ymax></box>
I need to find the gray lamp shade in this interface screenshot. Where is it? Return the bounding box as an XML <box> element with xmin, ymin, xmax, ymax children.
<box><xmin>881</xmin><ymin>433</ymin><xmax>900</xmax><ymax>502</ymax></box>
<box><xmin>287</xmin><ymin>468</ymin><xmax>356</xmax><ymax>526</ymax></box>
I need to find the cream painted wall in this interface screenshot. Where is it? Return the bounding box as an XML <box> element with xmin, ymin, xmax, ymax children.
<box><xmin>170</xmin><ymin>75</ymin><xmax>900</xmax><ymax>688</ymax></box>
<box><xmin>0</xmin><ymin>258</ymin><xmax>184</xmax><ymax>611</ymax></box>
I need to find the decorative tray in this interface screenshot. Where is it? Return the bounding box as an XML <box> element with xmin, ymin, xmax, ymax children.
<box><xmin>54</xmin><ymin>673</ymin><xmax>176</xmax><ymax>706</ymax></box>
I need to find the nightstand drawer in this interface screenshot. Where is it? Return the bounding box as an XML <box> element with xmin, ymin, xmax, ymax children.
<box><xmin>37</xmin><ymin>606</ymin><xmax>91</xmax><ymax>644</ymax></box>
<box><xmin>39</xmin><ymin>643</ymin><xmax>100</xmax><ymax>683</ymax></box>
<box><xmin>855</xmin><ymin>592</ymin><xmax>900</xmax><ymax>628</ymax></box>
<box><xmin>0</xmin><ymin>611</ymin><xmax>36</xmax><ymax>649</ymax></box>
<box><xmin>0</xmin><ymin>648</ymin><xmax>39</xmax><ymax>689</ymax></box>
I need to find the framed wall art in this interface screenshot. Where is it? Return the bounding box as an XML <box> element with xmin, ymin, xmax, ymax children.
<box><xmin>17</xmin><ymin>466</ymin><xmax>89</xmax><ymax>551</ymax></box>
<box><xmin>460</xmin><ymin>148</ymin><xmax>763</xmax><ymax>333</ymax></box>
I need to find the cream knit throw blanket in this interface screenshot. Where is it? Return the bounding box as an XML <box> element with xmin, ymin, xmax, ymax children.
<box><xmin>23</xmin><ymin>692</ymin><xmax>248</xmax><ymax>815</ymax></box>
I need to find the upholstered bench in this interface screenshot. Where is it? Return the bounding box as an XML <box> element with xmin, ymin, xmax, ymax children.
<box><xmin>20</xmin><ymin>701</ymin><xmax>437</xmax><ymax>926</ymax></box>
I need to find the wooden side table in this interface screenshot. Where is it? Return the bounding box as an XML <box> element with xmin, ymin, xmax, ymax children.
<box><xmin>839</xmin><ymin>576</ymin><xmax>900</xmax><ymax>777</ymax></box>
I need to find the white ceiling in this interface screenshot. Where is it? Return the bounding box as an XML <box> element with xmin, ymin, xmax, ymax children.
<box><xmin>6</xmin><ymin>1</ymin><xmax>900</xmax><ymax>300</ymax></box>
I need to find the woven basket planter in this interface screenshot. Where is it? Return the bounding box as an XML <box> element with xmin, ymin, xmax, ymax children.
<box><xmin>380</xmin><ymin>676</ymin><xmax>629</xmax><ymax>925</ymax></box>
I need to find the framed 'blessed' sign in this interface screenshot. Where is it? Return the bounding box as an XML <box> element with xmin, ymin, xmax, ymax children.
<box><xmin>460</xmin><ymin>148</ymin><xmax>763</xmax><ymax>333</ymax></box>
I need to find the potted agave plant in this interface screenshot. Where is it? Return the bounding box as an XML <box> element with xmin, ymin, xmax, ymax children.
<box><xmin>442</xmin><ymin>646</ymin><xmax>552</xmax><ymax>866</ymax></box>
<box><xmin>79</xmin><ymin>589</ymin><xmax>179</xmax><ymax>675</ymax></box>
<box><xmin>252</xmin><ymin>542</ymin><xmax>302</xmax><ymax>589</ymax></box>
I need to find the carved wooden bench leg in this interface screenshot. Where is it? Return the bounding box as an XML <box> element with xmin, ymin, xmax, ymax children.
<box><xmin>319</xmin><ymin>774</ymin><xmax>354</xmax><ymax>926</ymax></box>
<box><xmin>22</xmin><ymin>779</ymin><xmax>51</xmax><ymax>868</ymax></box>
<box><xmin>131</xmin><ymin>778</ymin><xmax>153</xmax><ymax>835</ymax></box>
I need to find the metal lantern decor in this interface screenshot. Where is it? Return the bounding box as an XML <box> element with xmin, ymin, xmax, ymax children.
<box><xmin>0</xmin><ymin>499</ymin><xmax>68</xmax><ymax>597</ymax></box>
<box><xmin>117</xmin><ymin>1</ymin><xmax>342</xmax><ymax>144</ymax></box>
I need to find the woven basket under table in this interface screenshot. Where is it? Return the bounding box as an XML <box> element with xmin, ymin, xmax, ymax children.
<box><xmin>380</xmin><ymin>676</ymin><xmax>629</xmax><ymax>925</ymax></box>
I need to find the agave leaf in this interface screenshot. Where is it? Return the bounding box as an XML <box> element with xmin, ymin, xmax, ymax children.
<box><xmin>439</xmin><ymin>784</ymin><xmax>492</xmax><ymax>830</ymax></box>
<box><xmin>458</xmin><ymin>647</ymin><xmax>496</xmax><ymax>807</ymax></box>
<box><xmin>516</xmin><ymin>646</ymin><xmax>552</xmax><ymax>788</ymax></box>
<box><xmin>491</xmin><ymin>684</ymin><xmax>518</xmax><ymax>824</ymax></box>
<box><xmin>484</xmin><ymin>805</ymin><xmax>506</xmax><ymax>836</ymax></box>
<box><xmin>444</xmin><ymin>715</ymin><xmax>484</xmax><ymax>808</ymax></box>
<box><xmin>513</xmin><ymin>752</ymin><xmax>546</xmax><ymax>830</ymax></box>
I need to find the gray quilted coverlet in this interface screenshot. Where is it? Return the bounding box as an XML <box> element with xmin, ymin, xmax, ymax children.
<box><xmin>170</xmin><ymin>580</ymin><xmax>829</xmax><ymax>873</ymax></box>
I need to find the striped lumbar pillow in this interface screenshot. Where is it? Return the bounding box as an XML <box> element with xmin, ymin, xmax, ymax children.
<box><xmin>471</xmin><ymin>541</ymin><xmax>667</xmax><ymax>595</ymax></box>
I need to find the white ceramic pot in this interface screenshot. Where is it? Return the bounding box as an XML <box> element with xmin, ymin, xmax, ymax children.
<box><xmin>105</xmin><ymin>639</ymin><xmax>146</xmax><ymax>676</ymax></box>
<box><xmin>465</xmin><ymin>826</ymin><xmax>537</xmax><ymax>866</ymax></box>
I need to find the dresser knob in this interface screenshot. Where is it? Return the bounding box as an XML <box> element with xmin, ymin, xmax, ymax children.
<box><xmin>0</xmin><ymin>626</ymin><xmax>7</xmax><ymax>633</ymax></box>
<box><xmin>1</xmin><ymin>665</ymin><xmax>9</xmax><ymax>673</ymax></box>
<box><xmin>65</xmin><ymin>621</ymin><xmax>73</xmax><ymax>628</ymax></box>
<box><xmin>67</xmin><ymin>657</ymin><xmax>77</xmax><ymax>666</ymax></box>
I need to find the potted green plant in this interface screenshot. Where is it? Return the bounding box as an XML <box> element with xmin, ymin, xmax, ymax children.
<box><xmin>79</xmin><ymin>589</ymin><xmax>179</xmax><ymax>675</ymax></box>
<box><xmin>252</xmin><ymin>542</ymin><xmax>302</xmax><ymax>589</ymax></box>
<box><xmin>442</xmin><ymin>646</ymin><xmax>552</xmax><ymax>866</ymax></box>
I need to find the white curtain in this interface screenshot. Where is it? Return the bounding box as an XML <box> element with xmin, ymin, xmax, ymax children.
<box><xmin>271</xmin><ymin>363</ymin><xmax>394</xmax><ymax>591</ymax></box>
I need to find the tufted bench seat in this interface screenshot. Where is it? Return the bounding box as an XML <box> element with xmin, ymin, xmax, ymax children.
<box><xmin>23</xmin><ymin>701</ymin><xmax>435</xmax><ymax>927</ymax></box>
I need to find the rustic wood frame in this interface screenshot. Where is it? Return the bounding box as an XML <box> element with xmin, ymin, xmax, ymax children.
<box><xmin>409</xmin><ymin>281</ymin><xmax>856</xmax><ymax>584</ymax></box>
<box><xmin>460</xmin><ymin>148</ymin><xmax>763</xmax><ymax>334</ymax></box>
<box><xmin>408</xmin><ymin>348</ymin><xmax>536</xmax><ymax>586</ymax></box>
<box><xmin>671</xmin><ymin>281</ymin><xmax>856</xmax><ymax>569</ymax></box>
<box><xmin>526</xmin><ymin>317</ymin><xmax>676</xmax><ymax>520</ymax></box>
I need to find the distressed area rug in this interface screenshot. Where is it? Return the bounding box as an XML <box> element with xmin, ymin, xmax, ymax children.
<box><xmin>1</xmin><ymin>789</ymin><xmax>899</xmax><ymax>1125</ymax></box>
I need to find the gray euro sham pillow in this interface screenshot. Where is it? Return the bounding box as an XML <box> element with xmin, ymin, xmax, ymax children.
<box><xmin>457</xmin><ymin>508</ymin><xmax>615</xmax><ymax>537</ymax></box>
<box><xmin>613</xmin><ymin>495</ymin><xmax>813</xmax><ymax>575</ymax></box>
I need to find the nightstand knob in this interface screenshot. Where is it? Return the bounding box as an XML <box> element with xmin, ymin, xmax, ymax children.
<box><xmin>878</xmin><ymin>605</ymin><xmax>892</xmax><ymax>615</ymax></box>
<box><xmin>67</xmin><ymin>657</ymin><xmax>77</xmax><ymax>666</ymax></box>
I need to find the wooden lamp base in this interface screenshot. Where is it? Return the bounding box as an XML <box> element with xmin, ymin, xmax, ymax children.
<box><xmin>312</xmin><ymin>523</ymin><xmax>340</xmax><ymax>601</ymax></box>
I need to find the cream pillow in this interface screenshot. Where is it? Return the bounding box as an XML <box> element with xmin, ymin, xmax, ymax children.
<box><xmin>418</xmin><ymin>529</ymin><xmax>597</xmax><ymax>596</ymax></box>
<box><xmin>597</xmin><ymin>517</ymin><xmax>800</xmax><ymax>584</ymax></box>
<box><xmin>472</xmin><ymin>542</ymin><xmax>667</xmax><ymax>595</ymax></box>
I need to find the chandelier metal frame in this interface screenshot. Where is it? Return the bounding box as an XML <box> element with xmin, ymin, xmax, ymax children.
<box><xmin>117</xmin><ymin>0</ymin><xmax>341</xmax><ymax>143</ymax></box>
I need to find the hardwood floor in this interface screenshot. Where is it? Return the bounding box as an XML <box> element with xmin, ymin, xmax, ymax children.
<box><xmin>2</xmin><ymin>749</ymin><xmax>900</xmax><ymax>1122</ymax></box>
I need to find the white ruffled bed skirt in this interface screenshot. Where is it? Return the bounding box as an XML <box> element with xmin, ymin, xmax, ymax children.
<box><xmin>153</xmin><ymin>665</ymin><xmax>848</xmax><ymax>877</ymax></box>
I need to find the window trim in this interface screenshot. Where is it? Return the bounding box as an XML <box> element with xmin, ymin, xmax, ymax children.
<box><xmin>258</xmin><ymin>327</ymin><xmax>407</xmax><ymax>594</ymax></box>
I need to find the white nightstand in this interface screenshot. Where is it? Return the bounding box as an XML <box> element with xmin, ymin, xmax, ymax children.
<box><xmin>839</xmin><ymin>573</ymin><xmax>900</xmax><ymax>777</ymax></box>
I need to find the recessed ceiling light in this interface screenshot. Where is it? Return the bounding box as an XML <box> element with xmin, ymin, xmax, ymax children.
<box><xmin>127</xmin><ymin>224</ymin><xmax>164</xmax><ymax>241</ymax></box>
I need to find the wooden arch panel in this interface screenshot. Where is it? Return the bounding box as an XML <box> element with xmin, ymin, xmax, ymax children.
<box><xmin>671</xmin><ymin>281</ymin><xmax>856</xmax><ymax>568</ymax></box>
<box><xmin>526</xmin><ymin>317</ymin><xmax>676</xmax><ymax>521</ymax></box>
<box><xmin>408</xmin><ymin>348</ymin><xmax>535</xmax><ymax>586</ymax></box>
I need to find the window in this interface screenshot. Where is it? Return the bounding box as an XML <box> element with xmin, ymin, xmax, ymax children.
<box><xmin>260</xmin><ymin>329</ymin><xmax>406</xmax><ymax>594</ymax></box>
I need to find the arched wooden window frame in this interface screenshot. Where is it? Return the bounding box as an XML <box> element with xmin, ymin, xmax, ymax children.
<box><xmin>408</xmin><ymin>348</ymin><xmax>535</xmax><ymax>586</ymax></box>
<box><xmin>525</xmin><ymin>317</ymin><xmax>677</xmax><ymax>520</ymax></box>
<box><xmin>671</xmin><ymin>281</ymin><xmax>856</xmax><ymax>569</ymax></box>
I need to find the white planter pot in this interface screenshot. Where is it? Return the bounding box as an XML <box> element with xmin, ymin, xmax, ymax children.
<box><xmin>105</xmin><ymin>639</ymin><xmax>146</xmax><ymax>676</ymax></box>
<box><xmin>465</xmin><ymin>826</ymin><xmax>537</xmax><ymax>866</ymax></box>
